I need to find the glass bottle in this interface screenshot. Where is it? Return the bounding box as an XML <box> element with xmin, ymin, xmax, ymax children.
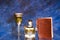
<box><xmin>24</xmin><ymin>20</ymin><xmax>35</xmax><ymax>40</ymax></box>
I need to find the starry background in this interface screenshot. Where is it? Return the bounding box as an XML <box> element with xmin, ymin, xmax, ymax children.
<box><xmin>0</xmin><ymin>0</ymin><xmax>60</xmax><ymax>40</ymax></box>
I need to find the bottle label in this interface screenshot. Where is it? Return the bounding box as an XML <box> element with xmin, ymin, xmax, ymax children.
<box><xmin>25</xmin><ymin>28</ymin><xmax>35</xmax><ymax>38</ymax></box>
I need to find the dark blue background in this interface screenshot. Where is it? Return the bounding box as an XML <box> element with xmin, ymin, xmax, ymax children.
<box><xmin>0</xmin><ymin>0</ymin><xmax>60</xmax><ymax>40</ymax></box>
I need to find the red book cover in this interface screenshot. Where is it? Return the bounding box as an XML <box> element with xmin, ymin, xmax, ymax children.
<box><xmin>36</xmin><ymin>17</ymin><xmax>53</xmax><ymax>40</ymax></box>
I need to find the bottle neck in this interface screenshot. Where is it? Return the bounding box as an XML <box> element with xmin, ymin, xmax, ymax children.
<box><xmin>28</xmin><ymin>22</ymin><xmax>33</xmax><ymax>28</ymax></box>
<box><xmin>28</xmin><ymin>24</ymin><xmax>33</xmax><ymax>28</ymax></box>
